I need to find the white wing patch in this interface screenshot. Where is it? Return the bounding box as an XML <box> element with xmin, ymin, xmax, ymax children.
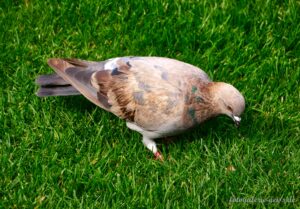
<box><xmin>104</xmin><ymin>58</ymin><xmax>120</xmax><ymax>70</ymax></box>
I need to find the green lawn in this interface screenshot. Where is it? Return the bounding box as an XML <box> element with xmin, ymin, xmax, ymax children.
<box><xmin>1</xmin><ymin>0</ymin><xmax>299</xmax><ymax>208</ymax></box>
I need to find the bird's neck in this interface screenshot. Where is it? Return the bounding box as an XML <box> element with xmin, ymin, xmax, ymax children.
<box><xmin>205</xmin><ymin>82</ymin><xmax>226</xmax><ymax>115</ymax></box>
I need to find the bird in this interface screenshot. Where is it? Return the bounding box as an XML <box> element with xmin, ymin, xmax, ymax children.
<box><xmin>36</xmin><ymin>56</ymin><xmax>245</xmax><ymax>160</ymax></box>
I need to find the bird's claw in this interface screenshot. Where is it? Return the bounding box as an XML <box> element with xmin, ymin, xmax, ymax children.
<box><xmin>154</xmin><ymin>152</ymin><xmax>164</xmax><ymax>161</ymax></box>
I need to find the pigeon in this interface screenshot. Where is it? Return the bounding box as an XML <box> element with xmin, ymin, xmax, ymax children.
<box><xmin>36</xmin><ymin>56</ymin><xmax>245</xmax><ymax>160</ymax></box>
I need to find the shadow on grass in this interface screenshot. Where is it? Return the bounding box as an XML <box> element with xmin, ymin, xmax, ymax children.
<box><xmin>59</xmin><ymin>95</ymin><xmax>98</xmax><ymax>112</ymax></box>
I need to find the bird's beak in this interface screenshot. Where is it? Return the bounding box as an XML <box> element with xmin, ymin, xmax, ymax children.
<box><xmin>233</xmin><ymin>116</ymin><xmax>241</xmax><ymax>127</ymax></box>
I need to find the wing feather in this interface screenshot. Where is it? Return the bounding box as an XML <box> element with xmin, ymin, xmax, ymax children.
<box><xmin>47</xmin><ymin>58</ymin><xmax>110</xmax><ymax>111</ymax></box>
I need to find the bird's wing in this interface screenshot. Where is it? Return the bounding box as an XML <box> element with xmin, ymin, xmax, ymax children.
<box><xmin>47</xmin><ymin>58</ymin><xmax>111</xmax><ymax>111</ymax></box>
<box><xmin>91</xmin><ymin>57</ymin><xmax>187</xmax><ymax>128</ymax></box>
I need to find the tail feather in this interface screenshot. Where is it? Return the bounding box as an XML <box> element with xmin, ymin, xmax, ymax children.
<box><xmin>36</xmin><ymin>58</ymin><xmax>109</xmax><ymax>111</ymax></box>
<box><xmin>46</xmin><ymin>58</ymin><xmax>110</xmax><ymax>110</ymax></box>
<box><xmin>37</xmin><ymin>85</ymin><xmax>81</xmax><ymax>97</ymax></box>
<box><xmin>36</xmin><ymin>73</ymin><xmax>70</xmax><ymax>86</ymax></box>
<box><xmin>36</xmin><ymin>73</ymin><xmax>81</xmax><ymax>97</ymax></box>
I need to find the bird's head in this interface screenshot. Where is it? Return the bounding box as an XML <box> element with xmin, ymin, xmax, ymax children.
<box><xmin>211</xmin><ymin>82</ymin><xmax>245</xmax><ymax>126</ymax></box>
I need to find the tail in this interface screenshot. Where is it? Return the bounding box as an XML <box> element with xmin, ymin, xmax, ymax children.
<box><xmin>36</xmin><ymin>58</ymin><xmax>110</xmax><ymax>111</ymax></box>
<box><xmin>35</xmin><ymin>73</ymin><xmax>81</xmax><ymax>97</ymax></box>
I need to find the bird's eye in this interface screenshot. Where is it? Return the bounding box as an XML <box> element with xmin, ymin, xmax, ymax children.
<box><xmin>227</xmin><ymin>106</ymin><xmax>233</xmax><ymax>111</ymax></box>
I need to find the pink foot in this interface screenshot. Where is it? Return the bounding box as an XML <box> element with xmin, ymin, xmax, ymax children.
<box><xmin>154</xmin><ymin>152</ymin><xmax>164</xmax><ymax>161</ymax></box>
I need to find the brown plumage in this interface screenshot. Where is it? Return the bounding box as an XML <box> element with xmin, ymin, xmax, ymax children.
<box><xmin>36</xmin><ymin>56</ymin><xmax>245</xmax><ymax>160</ymax></box>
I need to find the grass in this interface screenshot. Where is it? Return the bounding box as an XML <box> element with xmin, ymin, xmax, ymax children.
<box><xmin>0</xmin><ymin>0</ymin><xmax>299</xmax><ymax>208</ymax></box>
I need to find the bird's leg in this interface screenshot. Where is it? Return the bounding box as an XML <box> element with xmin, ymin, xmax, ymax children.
<box><xmin>142</xmin><ymin>136</ymin><xmax>163</xmax><ymax>161</ymax></box>
<box><xmin>126</xmin><ymin>122</ymin><xmax>163</xmax><ymax>160</ymax></box>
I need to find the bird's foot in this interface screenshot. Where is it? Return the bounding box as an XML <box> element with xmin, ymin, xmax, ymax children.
<box><xmin>154</xmin><ymin>151</ymin><xmax>164</xmax><ymax>161</ymax></box>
